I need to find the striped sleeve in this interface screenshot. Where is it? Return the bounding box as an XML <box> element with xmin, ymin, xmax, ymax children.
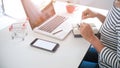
<box><xmin>99</xmin><ymin>5</ymin><xmax>120</xmax><ymax>68</ymax></box>
<box><xmin>99</xmin><ymin>47</ymin><xmax>119</xmax><ymax>68</ymax></box>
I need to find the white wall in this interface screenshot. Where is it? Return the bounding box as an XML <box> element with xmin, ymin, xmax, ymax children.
<box><xmin>57</xmin><ymin>0</ymin><xmax>114</xmax><ymax>10</ymax></box>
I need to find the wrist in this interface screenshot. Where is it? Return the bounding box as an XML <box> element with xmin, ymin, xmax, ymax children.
<box><xmin>95</xmin><ymin>13</ymin><xmax>99</xmax><ymax>18</ymax></box>
<box><xmin>89</xmin><ymin>35</ymin><xmax>104</xmax><ymax>53</ymax></box>
<box><xmin>88</xmin><ymin>35</ymin><xmax>97</xmax><ymax>43</ymax></box>
<box><xmin>96</xmin><ymin>13</ymin><xmax>106</xmax><ymax>23</ymax></box>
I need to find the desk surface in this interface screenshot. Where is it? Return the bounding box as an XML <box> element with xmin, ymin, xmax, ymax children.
<box><xmin>0</xmin><ymin>24</ymin><xmax>90</xmax><ymax>68</ymax></box>
<box><xmin>0</xmin><ymin>1</ymin><xmax>108</xmax><ymax>68</ymax></box>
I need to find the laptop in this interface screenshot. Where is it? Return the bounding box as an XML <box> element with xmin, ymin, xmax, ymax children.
<box><xmin>29</xmin><ymin>0</ymin><xmax>72</xmax><ymax>40</ymax></box>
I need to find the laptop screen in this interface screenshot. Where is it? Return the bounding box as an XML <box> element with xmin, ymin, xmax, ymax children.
<box><xmin>22</xmin><ymin>0</ymin><xmax>55</xmax><ymax>29</ymax></box>
<box><xmin>40</xmin><ymin>1</ymin><xmax>55</xmax><ymax>25</ymax></box>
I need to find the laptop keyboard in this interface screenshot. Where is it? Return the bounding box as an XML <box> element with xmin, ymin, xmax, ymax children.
<box><xmin>39</xmin><ymin>15</ymin><xmax>67</xmax><ymax>33</ymax></box>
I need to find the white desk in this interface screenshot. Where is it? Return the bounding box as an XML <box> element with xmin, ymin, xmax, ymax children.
<box><xmin>0</xmin><ymin>1</ymin><xmax>108</xmax><ymax>68</ymax></box>
<box><xmin>0</xmin><ymin>23</ymin><xmax>90</xmax><ymax>68</ymax></box>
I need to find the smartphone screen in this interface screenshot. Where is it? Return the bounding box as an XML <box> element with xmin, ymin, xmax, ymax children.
<box><xmin>30</xmin><ymin>38</ymin><xmax>59</xmax><ymax>52</ymax></box>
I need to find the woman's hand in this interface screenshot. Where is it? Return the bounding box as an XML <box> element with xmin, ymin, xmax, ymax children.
<box><xmin>82</xmin><ymin>8</ymin><xmax>106</xmax><ymax>23</ymax></box>
<box><xmin>80</xmin><ymin>23</ymin><xmax>104</xmax><ymax>52</ymax></box>
<box><xmin>80</xmin><ymin>23</ymin><xmax>95</xmax><ymax>42</ymax></box>
<box><xmin>82</xmin><ymin>8</ymin><xmax>97</xmax><ymax>19</ymax></box>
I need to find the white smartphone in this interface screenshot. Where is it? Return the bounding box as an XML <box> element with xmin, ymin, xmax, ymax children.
<box><xmin>30</xmin><ymin>38</ymin><xmax>59</xmax><ymax>52</ymax></box>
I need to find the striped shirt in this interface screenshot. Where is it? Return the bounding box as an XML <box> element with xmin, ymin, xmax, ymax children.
<box><xmin>99</xmin><ymin>2</ymin><xmax>120</xmax><ymax>68</ymax></box>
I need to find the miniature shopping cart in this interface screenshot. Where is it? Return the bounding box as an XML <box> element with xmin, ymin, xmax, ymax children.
<box><xmin>9</xmin><ymin>20</ymin><xmax>28</xmax><ymax>41</ymax></box>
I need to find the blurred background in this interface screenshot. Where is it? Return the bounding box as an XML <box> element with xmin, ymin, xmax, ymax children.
<box><xmin>0</xmin><ymin>0</ymin><xmax>114</xmax><ymax>30</ymax></box>
<box><xmin>58</xmin><ymin>0</ymin><xmax>114</xmax><ymax>10</ymax></box>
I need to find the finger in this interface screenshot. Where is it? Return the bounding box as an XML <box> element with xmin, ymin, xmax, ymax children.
<box><xmin>82</xmin><ymin>11</ymin><xmax>88</xmax><ymax>19</ymax></box>
<box><xmin>80</xmin><ymin>22</ymin><xmax>85</xmax><ymax>27</ymax></box>
<box><xmin>82</xmin><ymin>13</ymin><xmax>90</xmax><ymax>19</ymax></box>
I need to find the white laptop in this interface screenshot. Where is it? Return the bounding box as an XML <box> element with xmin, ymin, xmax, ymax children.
<box><xmin>30</xmin><ymin>0</ymin><xmax>72</xmax><ymax>40</ymax></box>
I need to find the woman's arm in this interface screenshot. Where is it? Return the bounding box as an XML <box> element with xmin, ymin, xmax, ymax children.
<box><xmin>82</xmin><ymin>8</ymin><xmax>106</xmax><ymax>23</ymax></box>
<box><xmin>80</xmin><ymin>23</ymin><xmax>104</xmax><ymax>53</ymax></box>
<box><xmin>96</xmin><ymin>13</ymin><xmax>106</xmax><ymax>23</ymax></box>
<box><xmin>80</xmin><ymin>23</ymin><xmax>119</xmax><ymax>68</ymax></box>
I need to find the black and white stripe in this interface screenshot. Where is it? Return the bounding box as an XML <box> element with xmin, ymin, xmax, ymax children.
<box><xmin>99</xmin><ymin>4</ymin><xmax>120</xmax><ymax>68</ymax></box>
